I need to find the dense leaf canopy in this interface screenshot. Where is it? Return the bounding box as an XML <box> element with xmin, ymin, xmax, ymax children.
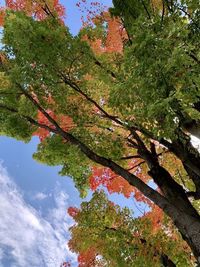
<box><xmin>0</xmin><ymin>0</ymin><xmax>200</xmax><ymax>265</ymax></box>
<box><xmin>68</xmin><ymin>191</ymin><xmax>193</xmax><ymax>267</ymax></box>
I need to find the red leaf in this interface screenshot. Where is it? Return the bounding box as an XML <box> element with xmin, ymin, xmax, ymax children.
<box><xmin>67</xmin><ymin>207</ymin><xmax>79</xmax><ymax>218</ymax></box>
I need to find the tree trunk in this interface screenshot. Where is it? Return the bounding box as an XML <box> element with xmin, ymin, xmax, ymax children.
<box><xmin>109</xmin><ymin>157</ymin><xmax>200</xmax><ymax>264</ymax></box>
<box><xmin>148</xmin><ymin>165</ymin><xmax>199</xmax><ymax>217</ymax></box>
<box><xmin>62</xmin><ymin>131</ymin><xmax>200</xmax><ymax>264</ymax></box>
<box><xmin>173</xmin><ymin>213</ymin><xmax>200</xmax><ymax>265</ymax></box>
<box><xmin>51</xmin><ymin>127</ymin><xmax>200</xmax><ymax>265</ymax></box>
<box><xmin>13</xmin><ymin>89</ymin><xmax>200</xmax><ymax>264</ymax></box>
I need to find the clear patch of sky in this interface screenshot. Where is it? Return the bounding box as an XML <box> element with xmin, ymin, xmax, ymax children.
<box><xmin>63</xmin><ymin>0</ymin><xmax>113</xmax><ymax>35</ymax></box>
<box><xmin>0</xmin><ymin>137</ymin><xmax>81</xmax><ymax>209</ymax></box>
<box><xmin>0</xmin><ymin>0</ymin><xmax>5</xmax><ymax>7</ymax></box>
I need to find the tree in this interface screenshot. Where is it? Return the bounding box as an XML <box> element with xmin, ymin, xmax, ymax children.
<box><xmin>68</xmin><ymin>191</ymin><xmax>193</xmax><ymax>267</ymax></box>
<box><xmin>0</xmin><ymin>0</ymin><xmax>200</xmax><ymax>264</ymax></box>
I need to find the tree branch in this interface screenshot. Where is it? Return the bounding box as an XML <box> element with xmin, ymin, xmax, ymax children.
<box><xmin>93</xmin><ymin>57</ymin><xmax>117</xmax><ymax>79</ymax></box>
<box><xmin>60</xmin><ymin>73</ymin><xmax>126</xmax><ymax>127</ymax></box>
<box><xmin>161</xmin><ymin>0</ymin><xmax>165</xmax><ymax>25</ymax></box>
<box><xmin>3</xmin><ymin>84</ymin><xmax>200</xmax><ymax>255</ymax></box>
<box><xmin>120</xmin><ymin>155</ymin><xmax>141</xmax><ymax>160</ymax></box>
<box><xmin>186</xmin><ymin>51</ymin><xmax>200</xmax><ymax>64</ymax></box>
<box><xmin>4</xmin><ymin>85</ymin><xmax>183</xmax><ymax>218</ymax></box>
<box><xmin>140</xmin><ymin>0</ymin><xmax>151</xmax><ymax>19</ymax></box>
<box><xmin>0</xmin><ymin>103</ymin><xmax>57</xmax><ymax>133</ymax></box>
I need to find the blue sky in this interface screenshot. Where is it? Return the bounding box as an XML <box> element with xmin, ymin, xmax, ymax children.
<box><xmin>0</xmin><ymin>1</ymin><xmax>149</xmax><ymax>266</ymax></box>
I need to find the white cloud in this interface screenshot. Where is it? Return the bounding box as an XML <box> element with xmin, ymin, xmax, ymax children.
<box><xmin>33</xmin><ymin>192</ymin><xmax>49</xmax><ymax>201</ymax></box>
<box><xmin>0</xmin><ymin>164</ymin><xmax>77</xmax><ymax>267</ymax></box>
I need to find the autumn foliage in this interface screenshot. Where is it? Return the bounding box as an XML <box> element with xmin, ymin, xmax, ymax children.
<box><xmin>82</xmin><ymin>12</ymin><xmax>126</xmax><ymax>54</ymax></box>
<box><xmin>67</xmin><ymin>206</ymin><xmax>79</xmax><ymax>218</ymax></box>
<box><xmin>0</xmin><ymin>0</ymin><xmax>65</xmax><ymax>25</ymax></box>
<box><xmin>33</xmin><ymin>110</ymin><xmax>74</xmax><ymax>141</ymax></box>
<box><xmin>6</xmin><ymin>0</ymin><xmax>65</xmax><ymax>18</ymax></box>
<box><xmin>1</xmin><ymin>0</ymin><xmax>200</xmax><ymax>265</ymax></box>
<box><xmin>77</xmin><ymin>247</ymin><xmax>97</xmax><ymax>267</ymax></box>
<box><xmin>67</xmin><ymin>192</ymin><xmax>193</xmax><ymax>266</ymax></box>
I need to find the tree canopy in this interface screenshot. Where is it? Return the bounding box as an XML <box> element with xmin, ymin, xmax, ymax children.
<box><xmin>0</xmin><ymin>0</ymin><xmax>200</xmax><ymax>265</ymax></box>
<box><xmin>68</xmin><ymin>191</ymin><xmax>193</xmax><ymax>267</ymax></box>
